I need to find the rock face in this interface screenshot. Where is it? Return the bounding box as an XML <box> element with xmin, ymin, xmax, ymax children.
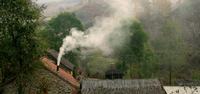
<box><xmin>2</xmin><ymin>69</ymin><xmax>71</xmax><ymax>94</ymax></box>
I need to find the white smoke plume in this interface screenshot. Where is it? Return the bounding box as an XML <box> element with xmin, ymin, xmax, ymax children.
<box><xmin>57</xmin><ymin>0</ymin><xmax>135</xmax><ymax>66</ymax></box>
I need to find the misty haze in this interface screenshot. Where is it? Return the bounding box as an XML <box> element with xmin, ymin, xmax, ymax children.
<box><xmin>0</xmin><ymin>0</ymin><xmax>200</xmax><ymax>94</ymax></box>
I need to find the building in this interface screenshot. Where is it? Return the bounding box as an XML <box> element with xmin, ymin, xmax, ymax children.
<box><xmin>81</xmin><ymin>79</ymin><xmax>167</xmax><ymax>94</ymax></box>
<box><xmin>41</xmin><ymin>49</ymin><xmax>79</xmax><ymax>94</ymax></box>
<box><xmin>47</xmin><ymin>49</ymin><xmax>74</xmax><ymax>74</ymax></box>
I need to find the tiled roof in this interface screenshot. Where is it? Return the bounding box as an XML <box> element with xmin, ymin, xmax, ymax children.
<box><xmin>81</xmin><ymin>79</ymin><xmax>166</xmax><ymax>94</ymax></box>
<box><xmin>47</xmin><ymin>49</ymin><xmax>74</xmax><ymax>70</ymax></box>
<box><xmin>41</xmin><ymin>57</ymin><xmax>79</xmax><ymax>88</ymax></box>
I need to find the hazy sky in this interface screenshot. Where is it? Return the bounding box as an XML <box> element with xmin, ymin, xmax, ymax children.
<box><xmin>34</xmin><ymin>0</ymin><xmax>182</xmax><ymax>18</ymax></box>
<box><xmin>34</xmin><ymin>0</ymin><xmax>80</xmax><ymax>4</ymax></box>
<box><xmin>35</xmin><ymin>0</ymin><xmax>180</xmax><ymax>5</ymax></box>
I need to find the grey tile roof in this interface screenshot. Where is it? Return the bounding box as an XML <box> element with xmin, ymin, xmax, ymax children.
<box><xmin>47</xmin><ymin>49</ymin><xmax>74</xmax><ymax>70</ymax></box>
<box><xmin>81</xmin><ymin>79</ymin><xmax>166</xmax><ymax>94</ymax></box>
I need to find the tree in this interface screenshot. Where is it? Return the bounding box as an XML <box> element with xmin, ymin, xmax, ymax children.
<box><xmin>174</xmin><ymin>0</ymin><xmax>200</xmax><ymax>79</ymax></box>
<box><xmin>41</xmin><ymin>12</ymin><xmax>84</xmax><ymax>65</ymax></box>
<box><xmin>83</xmin><ymin>52</ymin><xmax>118</xmax><ymax>78</ymax></box>
<box><xmin>116</xmin><ymin>21</ymin><xmax>154</xmax><ymax>78</ymax></box>
<box><xmin>182</xmin><ymin>0</ymin><xmax>200</xmax><ymax>67</ymax></box>
<box><xmin>152</xmin><ymin>19</ymin><xmax>187</xmax><ymax>85</ymax></box>
<box><xmin>42</xmin><ymin>12</ymin><xmax>84</xmax><ymax>51</ymax></box>
<box><xmin>0</xmin><ymin>0</ymin><xmax>41</xmax><ymax>93</ymax></box>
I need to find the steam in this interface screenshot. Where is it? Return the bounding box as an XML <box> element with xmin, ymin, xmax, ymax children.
<box><xmin>57</xmin><ymin>0</ymin><xmax>135</xmax><ymax>66</ymax></box>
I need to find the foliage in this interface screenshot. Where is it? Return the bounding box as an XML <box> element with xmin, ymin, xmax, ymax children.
<box><xmin>179</xmin><ymin>0</ymin><xmax>200</xmax><ymax>69</ymax></box>
<box><xmin>135</xmin><ymin>0</ymin><xmax>200</xmax><ymax>83</ymax></box>
<box><xmin>116</xmin><ymin>21</ymin><xmax>155</xmax><ymax>78</ymax></box>
<box><xmin>82</xmin><ymin>52</ymin><xmax>118</xmax><ymax>78</ymax></box>
<box><xmin>41</xmin><ymin>12</ymin><xmax>84</xmax><ymax>66</ymax></box>
<box><xmin>0</xmin><ymin>0</ymin><xmax>42</xmax><ymax>93</ymax></box>
<box><xmin>152</xmin><ymin>19</ymin><xmax>188</xmax><ymax>85</ymax></box>
<box><xmin>153</xmin><ymin>20</ymin><xmax>187</xmax><ymax>65</ymax></box>
<box><xmin>41</xmin><ymin>12</ymin><xmax>84</xmax><ymax>51</ymax></box>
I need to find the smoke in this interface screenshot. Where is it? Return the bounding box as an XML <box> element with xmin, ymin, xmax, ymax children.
<box><xmin>57</xmin><ymin>0</ymin><xmax>135</xmax><ymax>66</ymax></box>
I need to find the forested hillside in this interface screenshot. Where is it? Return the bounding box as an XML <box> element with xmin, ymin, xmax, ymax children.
<box><xmin>0</xmin><ymin>0</ymin><xmax>200</xmax><ymax>94</ymax></box>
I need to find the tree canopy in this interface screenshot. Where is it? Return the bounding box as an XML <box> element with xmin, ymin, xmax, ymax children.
<box><xmin>41</xmin><ymin>12</ymin><xmax>84</xmax><ymax>51</ymax></box>
<box><xmin>116</xmin><ymin>21</ymin><xmax>154</xmax><ymax>78</ymax></box>
<box><xmin>0</xmin><ymin>0</ymin><xmax>42</xmax><ymax>93</ymax></box>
